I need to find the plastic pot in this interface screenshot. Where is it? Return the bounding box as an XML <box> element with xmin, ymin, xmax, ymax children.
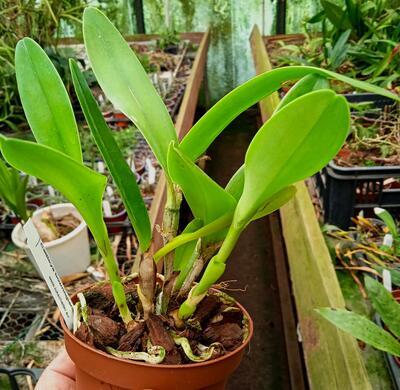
<box><xmin>104</xmin><ymin>208</ymin><xmax>128</xmax><ymax>234</ymax></box>
<box><xmin>62</xmin><ymin>290</ymin><xmax>254</xmax><ymax>390</ymax></box>
<box><xmin>11</xmin><ymin>203</ymin><xmax>91</xmax><ymax>277</ymax></box>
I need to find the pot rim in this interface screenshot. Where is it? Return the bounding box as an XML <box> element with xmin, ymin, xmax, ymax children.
<box><xmin>62</xmin><ymin>285</ymin><xmax>254</xmax><ymax>370</ymax></box>
<box><xmin>12</xmin><ymin>203</ymin><xmax>86</xmax><ymax>249</ymax></box>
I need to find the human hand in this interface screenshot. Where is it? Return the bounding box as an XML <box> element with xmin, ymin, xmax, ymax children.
<box><xmin>35</xmin><ymin>347</ymin><xmax>75</xmax><ymax>389</ymax></box>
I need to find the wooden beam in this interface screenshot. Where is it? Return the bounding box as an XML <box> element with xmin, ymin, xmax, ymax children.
<box><xmin>58</xmin><ymin>32</ymin><xmax>205</xmax><ymax>46</ymax></box>
<box><xmin>149</xmin><ymin>30</ymin><xmax>210</xmax><ymax>253</ymax></box>
<box><xmin>250</xmin><ymin>25</ymin><xmax>372</xmax><ymax>390</ymax></box>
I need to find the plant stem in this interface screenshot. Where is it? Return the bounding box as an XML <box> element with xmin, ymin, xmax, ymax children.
<box><xmin>178</xmin><ymin>223</ymin><xmax>243</xmax><ymax>319</ymax></box>
<box><xmin>160</xmin><ymin>180</ymin><xmax>181</xmax><ymax>313</ymax></box>
<box><xmin>101</xmin><ymin>235</ymin><xmax>133</xmax><ymax>325</ymax></box>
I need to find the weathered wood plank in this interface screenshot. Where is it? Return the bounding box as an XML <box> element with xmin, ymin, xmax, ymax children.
<box><xmin>149</xmin><ymin>30</ymin><xmax>210</xmax><ymax>253</ymax></box>
<box><xmin>250</xmin><ymin>24</ymin><xmax>372</xmax><ymax>390</ymax></box>
<box><xmin>59</xmin><ymin>32</ymin><xmax>205</xmax><ymax>46</ymax></box>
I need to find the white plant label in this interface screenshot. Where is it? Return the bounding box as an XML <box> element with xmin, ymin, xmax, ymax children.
<box><xmin>97</xmin><ymin>161</ymin><xmax>105</xmax><ymax>174</ymax></box>
<box><xmin>23</xmin><ymin>219</ymin><xmax>74</xmax><ymax>329</ymax></box>
<box><xmin>106</xmin><ymin>185</ymin><xmax>115</xmax><ymax>200</ymax></box>
<box><xmin>146</xmin><ymin>158</ymin><xmax>156</xmax><ymax>185</ymax></box>
<box><xmin>383</xmin><ymin>234</ymin><xmax>393</xmax><ymax>248</ymax></box>
<box><xmin>383</xmin><ymin>269</ymin><xmax>392</xmax><ymax>292</ymax></box>
<box><xmin>102</xmin><ymin>200</ymin><xmax>112</xmax><ymax>217</ymax></box>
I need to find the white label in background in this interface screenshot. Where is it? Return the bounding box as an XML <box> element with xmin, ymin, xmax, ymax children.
<box><xmin>383</xmin><ymin>269</ymin><xmax>392</xmax><ymax>292</ymax></box>
<box><xmin>102</xmin><ymin>200</ymin><xmax>112</xmax><ymax>217</ymax></box>
<box><xmin>23</xmin><ymin>219</ymin><xmax>74</xmax><ymax>329</ymax></box>
<box><xmin>48</xmin><ymin>186</ymin><xmax>55</xmax><ymax>197</ymax></box>
<box><xmin>97</xmin><ymin>161</ymin><xmax>105</xmax><ymax>174</ymax></box>
<box><xmin>146</xmin><ymin>158</ymin><xmax>156</xmax><ymax>185</ymax></box>
<box><xmin>106</xmin><ymin>186</ymin><xmax>114</xmax><ymax>200</ymax></box>
<box><xmin>383</xmin><ymin>234</ymin><xmax>394</xmax><ymax>248</ymax></box>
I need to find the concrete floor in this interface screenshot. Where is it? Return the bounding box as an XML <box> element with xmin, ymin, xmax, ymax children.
<box><xmin>204</xmin><ymin>110</ymin><xmax>294</xmax><ymax>389</ymax></box>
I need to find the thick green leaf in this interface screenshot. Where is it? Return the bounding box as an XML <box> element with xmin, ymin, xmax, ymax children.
<box><xmin>225</xmin><ymin>166</ymin><xmax>244</xmax><ymax>201</ymax></box>
<box><xmin>167</xmin><ymin>143</ymin><xmax>236</xmax><ymax>224</ymax></box>
<box><xmin>276</xmin><ymin>74</ymin><xmax>330</xmax><ymax>111</ymax></box>
<box><xmin>365</xmin><ymin>276</ymin><xmax>400</xmax><ymax>339</ymax></box>
<box><xmin>0</xmin><ymin>137</ymin><xmax>107</xmax><ymax>248</ymax></box>
<box><xmin>15</xmin><ymin>38</ymin><xmax>81</xmax><ymax>162</ymax></box>
<box><xmin>235</xmin><ymin>90</ymin><xmax>349</xmax><ymax>225</ymax></box>
<box><xmin>317</xmin><ymin>308</ymin><xmax>400</xmax><ymax>356</ymax></box>
<box><xmin>180</xmin><ymin>66</ymin><xmax>399</xmax><ymax>161</ymax></box>
<box><xmin>70</xmin><ymin>59</ymin><xmax>152</xmax><ymax>251</ymax></box>
<box><xmin>83</xmin><ymin>7</ymin><xmax>176</xmax><ymax>171</ymax></box>
<box><xmin>252</xmin><ymin>186</ymin><xmax>297</xmax><ymax>220</ymax></box>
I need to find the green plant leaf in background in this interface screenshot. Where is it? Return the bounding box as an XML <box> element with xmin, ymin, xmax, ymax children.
<box><xmin>167</xmin><ymin>143</ymin><xmax>237</xmax><ymax>224</ymax></box>
<box><xmin>15</xmin><ymin>38</ymin><xmax>82</xmax><ymax>162</ymax></box>
<box><xmin>365</xmin><ymin>276</ymin><xmax>400</xmax><ymax>339</ymax></box>
<box><xmin>70</xmin><ymin>59</ymin><xmax>152</xmax><ymax>252</ymax></box>
<box><xmin>317</xmin><ymin>307</ymin><xmax>400</xmax><ymax>356</ymax></box>
<box><xmin>374</xmin><ymin>207</ymin><xmax>398</xmax><ymax>238</ymax></box>
<box><xmin>179</xmin><ymin>66</ymin><xmax>399</xmax><ymax>162</ymax></box>
<box><xmin>320</xmin><ymin>0</ymin><xmax>352</xmax><ymax>31</ymax></box>
<box><xmin>83</xmin><ymin>7</ymin><xmax>177</xmax><ymax>171</ymax></box>
<box><xmin>235</xmin><ymin>89</ymin><xmax>349</xmax><ymax>226</ymax></box>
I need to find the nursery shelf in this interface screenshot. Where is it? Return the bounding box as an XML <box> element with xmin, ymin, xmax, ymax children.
<box><xmin>251</xmin><ymin>25</ymin><xmax>372</xmax><ymax>390</ymax></box>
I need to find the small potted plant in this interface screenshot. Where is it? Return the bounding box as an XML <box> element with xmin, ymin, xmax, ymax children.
<box><xmin>1</xmin><ymin>8</ymin><xmax>398</xmax><ymax>390</ymax></box>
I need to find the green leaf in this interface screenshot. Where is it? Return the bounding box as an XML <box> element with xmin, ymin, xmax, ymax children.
<box><xmin>374</xmin><ymin>207</ymin><xmax>398</xmax><ymax>238</ymax></box>
<box><xmin>167</xmin><ymin>143</ymin><xmax>237</xmax><ymax>224</ymax></box>
<box><xmin>317</xmin><ymin>307</ymin><xmax>400</xmax><ymax>356</ymax></box>
<box><xmin>252</xmin><ymin>186</ymin><xmax>297</xmax><ymax>220</ymax></box>
<box><xmin>15</xmin><ymin>38</ymin><xmax>82</xmax><ymax>162</ymax></box>
<box><xmin>83</xmin><ymin>7</ymin><xmax>177</xmax><ymax>171</ymax></box>
<box><xmin>329</xmin><ymin>29</ymin><xmax>351</xmax><ymax>70</ymax></box>
<box><xmin>364</xmin><ymin>276</ymin><xmax>400</xmax><ymax>339</ymax></box>
<box><xmin>225</xmin><ymin>166</ymin><xmax>244</xmax><ymax>201</ymax></box>
<box><xmin>0</xmin><ymin>138</ymin><xmax>107</xmax><ymax>250</ymax></box>
<box><xmin>70</xmin><ymin>59</ymin><xmax>152</xmax><ymax>251</ymax></box>
<box><xmin>276</xmin><ymin>74</ymin><xmax>330</xmax><ymax>111</ymax></box>
<box><xmin>321</xmin><ymin>0</ymin><xmax>351</xmax><ymax>31</ymax></box>
<box><xmin>235</xmin><ymin>90</ymin><xmax>349</xmax><ymax>225</ymax></box>
<box><xmin>180</xmin><ymin>66</ymin><xmax>399</xmax><ymax>161</ymax></box>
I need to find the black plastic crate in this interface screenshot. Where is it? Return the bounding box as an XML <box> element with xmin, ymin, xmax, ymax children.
<box><xmin>315</xmin><ymin>94</ymin><xmax>400</xmax><ymax>229</ymax></box>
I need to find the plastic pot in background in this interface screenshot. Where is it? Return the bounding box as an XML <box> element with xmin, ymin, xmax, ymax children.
<box><xmin>104</xmin><ymin>208</ymin><xmax>128</xmax><ymax>234</ymax></box>
<box><xmin>62</xmin><ymin>289</ymin><xmax>254</xmax><ymax>390</ymax></box>
<box><xmin>11</xmin><ymin>203</ymin><xmax>91</xmax><ymax>277</ymax></box>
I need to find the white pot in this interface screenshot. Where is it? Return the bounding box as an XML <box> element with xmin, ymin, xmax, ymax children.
<box><xmin>11</xmin><ymin>203</ymin><xmax>91</xmax><ymax>277</ymax></box>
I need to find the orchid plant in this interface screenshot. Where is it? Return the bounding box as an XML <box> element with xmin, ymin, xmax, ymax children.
<box><xmin>1</xmin><ymin>7</ymin><xmax>399</xmax><ymax>361</ymax></box>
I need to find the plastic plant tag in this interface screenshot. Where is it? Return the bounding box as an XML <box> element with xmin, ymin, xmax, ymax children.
<box><xmin>383</xmin><ymin>234</ymin><xmax>394</xmax><ymax>248</ymax></box>
<box><xmin>106</xmin><ymin>185</ymin><xmax>114</xmax><ymax>200</ymax></box>
<box><xmin>102</xmin><ymin>200</ymin><xmax>112</xmax><ymax>217</ymax></box>
<box><xmin>23</xmin><ymin>219</ymin><xmax>74</xmax><ymax>329</ymax></box>
<box><xmin>146</xmin><ymin>158</ymin><xmax>156</xmax><ymax>185</ymax></box>
<box><xmin>383</xmin><ymin>269</ymin><xmax>392</xmax><ymax>292</ymax></box>
<box><xmin>97</xmin><ymin>161</ymin><xmax>105</xmax><ymax>174</ymax></box>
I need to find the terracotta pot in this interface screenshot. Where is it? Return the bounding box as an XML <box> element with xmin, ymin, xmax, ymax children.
<box><xmin>62</xmin><ymin>291</ymin><xmax>253</xmax><ymax>390</ymax></box>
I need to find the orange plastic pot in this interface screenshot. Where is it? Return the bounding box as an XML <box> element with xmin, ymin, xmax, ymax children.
<box><xmin>62</xmin><ymin>291</ymin><xmax>253</xmax><ymax>390</ymax></box>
